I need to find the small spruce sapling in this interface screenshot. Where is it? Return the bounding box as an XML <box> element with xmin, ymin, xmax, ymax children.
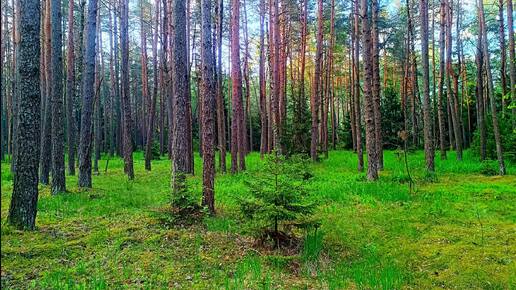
<box><xmin>240</xmin><ymin>152</ymin><xmax>317</xmax><ymax>248</ymax></box>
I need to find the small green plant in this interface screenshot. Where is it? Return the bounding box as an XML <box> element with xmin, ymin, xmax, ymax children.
<box><xmin>479</xmin><ymin>160</ymin><xmax>498</xmax><ymax>176</ymax></box>
<box><xmin>151</xmin><ymin>141</ymin><xmax>161</xmax><ymax>160</ymax></box>
<box><xmin>170</xmin><ymin>174</ymin><xmax>204</xmax><ymax>225</ymax></box>
<box><xmin>240</xmin><ymin>152</ymin><xmax>318</xmax><ymax>249</ymax></box>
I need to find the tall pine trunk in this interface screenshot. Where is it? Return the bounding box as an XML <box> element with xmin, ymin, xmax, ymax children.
<box><xmin>78</xmin><ymin>0</ymin><xmax>98</xmax><ymax>188</ymax></box>
<box><xmin>310</xmin><ymin>0</ymin><xmax>323</xmax><ymax>161</ymax></box>
<box><xmin>437</xmin><ymin>0</ymin><xmax>447</xmax><ymax>159</ymax></box>
<box><xmin>50</xmin><ymin>0</ymin><xmax>66</xmax><ymax>194</ymax></box>
<box><xmin>200</xmin><ymin>0</ymin><xmax>216</xmax><ymax>214</ymax></box>
<box><xmin>361</xmin><ymin>0</ymin><xmax>378</xmax><ymax>181</ymax></box>
<box><xmin>120</xmin><ymin>0</ymin><xmax>134</xmax><ymax>179</ymax></box>
<box><xmin>66</xmin><ymin>0</ymin><xmax>76</xmax><ymax>175</ymax></box>
<box><xmin>8</xmin><ymin>0</ymin><xmax>41</xmax><ymax>230</ymax></box>
<box><xmin>420</xmin><ymin>0</ymin><xmax>435</xmax><ymax>172</ymax></box>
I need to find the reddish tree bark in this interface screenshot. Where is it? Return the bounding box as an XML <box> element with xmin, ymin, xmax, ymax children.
<box><xmin>200</xmin><ymin>0</ymin><xmax>216</xmax><ymax>214</ymax></box>
<box><xmin>230</xmin><ymin>0</ymin><xmax>246</xmax><ymax>172</ymax></box>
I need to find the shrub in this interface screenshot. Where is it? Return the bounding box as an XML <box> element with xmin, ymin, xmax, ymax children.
<box><xmin>471</xmin><ymin>114</ymin><xmax>516</xmax><ymax>162</ymax></box>
<box><xmin>240</xmin><ymin>153</ymin><xmax>318</xmax><ymax>249</ymax></box>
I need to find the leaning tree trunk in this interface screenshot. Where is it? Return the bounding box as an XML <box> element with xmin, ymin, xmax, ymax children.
<box><xmin>445</xmin><ymin>0</ymin><xmax>462</xmax><ymax>160</ymax></box>
<box><xmin>145</xmin><ymin>0</ymin><xmax>160</xmax><ymax>171</ymax></box>
<box><xmin>478</xmin><ymin>0</ymin><xmax>506</xmax><ymax>175</ymax></box>
<box><xmin>8</xmin><ymin>0</ymin><xmax>41</xmax><ymax>230</ymax></box>
<box><xmin>475</xmin><ymin>23</ymin><xmax>486</xmax><ymax>161</ymax></box>
<box><xmin>78</xmin><ymin>0</ymin><xmax>98</xmax><ymax>188</ymax></box>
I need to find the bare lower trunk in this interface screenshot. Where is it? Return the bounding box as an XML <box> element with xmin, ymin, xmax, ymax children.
<box><xmin>78</xmin><ymin>0</ymin><xmax>98</xmax><ymax>188</ymax></box>
<box><xmin>8</xmin><ymin>0</ymin><xmax>41</xmax><ymax>230</ymax></box>
<box><xmin>420</xmin><ymin>0</ymin><xmax>434</xmax><ymax>172</ymax></box>
<box><xmin>200</xmin><ymin>0</ymin><xmax>216</xmax><ymax>214</ymax></box>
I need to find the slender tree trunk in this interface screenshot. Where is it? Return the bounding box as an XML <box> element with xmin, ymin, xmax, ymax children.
<box><xmin>145</xmin><ymin>0</ymin><xmax>160</xmax><ymax>171</ymax></box>
<box><xmin>498</xmin><ymin>0</ymin><xmax>507</xmax><ymax>114</ymax></box>
<box><xmin>93</xmin><ymin>7</ymin><xmax>101</xmax><ymax>175</ymax></box>
<box><xmin>259</xmin><ymin>0</ymin><xmax>267</xmax><ymax>158</ymax></box>
<box><xmin>140</xmin><ymin>0</ymin><xmax>150</xmax><ymax>169</ymax></box>
<box><xmin>476</xmin><ymin>23</ymin><xmax>486</xmax><ymax>161</ymax></box>
<box><xmin>215</xmin><ymin>0</ymin><xmax>226</xmax><ymax>171</ymax></box>
<box><xmin>507</xmin><ymin>0</ymin><xmax>515</xmax><ymax>129</ymax></box>
<box><xmin>230</xmin><ymin>0</ymin><xmax>245</xmax><ymax>172</ymax></box>
<box><xmin>8</xmin><ymin>0</ymin><xmax>41</xmax><ymax>230</ymax></box>
<box><xmin>478</xmin><ymin>0</ymin><xmax>506</xmax><ymax>175</ymax></box>
<box><xmin>39</xmin><ymin>0</ymin><xmax>52</xmax><ymax>185</ymax></box>
<box><xmin>371</xmin><ymin>0</ymin><xmax>383</xmax><ymax>169</ymax></box>
<box><xmin>78</xmin><ymin>0</ymin><xmax>98</xmax><ymax>188</ymax></box>
<box><xmin>243</xmin><ymin>0</ymin><xmax>251</xmax><ymax>154</ymax></box>
<box><xmin>50</xmin><ymin>0</ymin><xmax>66</xmax><ymax>193</ymax></box>
<box><xmin>353</xmin><ymin>0</ymin><xmax>363</xmax><ymax>171</ymax></box>
<box><xmin>200</xmin><ymin>0</ymin><xmax>216</xmax><ymax>214</ymax></box>
<box><xmin>445</xmin><ymin>0</ymin><xmax>462</xmax><ymax>160</ymax></box>
<box><xmin>66</xmin><ymin>0</ymin><xmax>76</xmax><ymax>175</ymax></box>
<box><xmin>120</xmin><ymin>0</ymin><xmax>134</xmax><ymax>179</ymax></box>
<box><xmin>437</xmin><ymin>0</ymin><xmax>447</xmax><ymax>159</ymax></box>
<box><xmin>420</xmin><ymin>0</ymin><xmax>434</xmax><ymax>172</ymax></box>
<box><xmin>311</xmin><ymin>0</ymin><xmax>323</xmax><ymax>161</ymax></box>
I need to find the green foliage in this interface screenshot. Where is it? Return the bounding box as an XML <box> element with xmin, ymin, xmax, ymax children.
<box><xmin>240</xmin><ymin>153</ymin><xmax>317</xmax><ymax>247</ymax></box>
<box><xmin>471</xmin><ymin>114</ymin><xmax>516</xmax><ymax>162</ymax></box>
<box><xmin>479</xmin><ymin>160</ymin><xmax>498</xmax><ymax>176</ymax></box>
<box><xmin>171</xmin><ymin>173</ymin><xmax>204</xmax><ymax>222</ymax></box>
<box><xmin>381</xmin><ymin>86</ymin><xmax>405</xmax><ymax>149</ymax></box>
<box><xmin>151</xmin><ymin>141</ymin><xmax>161</xmax><ymax>160</ymax></box>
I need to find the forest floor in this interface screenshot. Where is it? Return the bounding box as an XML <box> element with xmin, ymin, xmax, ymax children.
<box><xmin>1</xmin><ymin>150</ymin><xmax>515</xmax><ymax>289</ymax></box>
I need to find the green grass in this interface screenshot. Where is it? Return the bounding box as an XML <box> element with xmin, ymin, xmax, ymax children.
<box><xmin>1</xmin><ymin>150</ymin><xmax>515</xmax><ymax>289</ymax></box>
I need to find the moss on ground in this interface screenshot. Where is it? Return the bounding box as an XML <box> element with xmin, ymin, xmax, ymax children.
<box><xmin>1</xmin><ymin>150</ymin><xmax>515</xmax><ymax>289</ymax></box>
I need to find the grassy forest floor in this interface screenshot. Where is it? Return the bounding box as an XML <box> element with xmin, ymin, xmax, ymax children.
<box><xmin>1</xmin><ymin>150</ymin><xmax>515</xmax><ymax>289</ymax></box>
